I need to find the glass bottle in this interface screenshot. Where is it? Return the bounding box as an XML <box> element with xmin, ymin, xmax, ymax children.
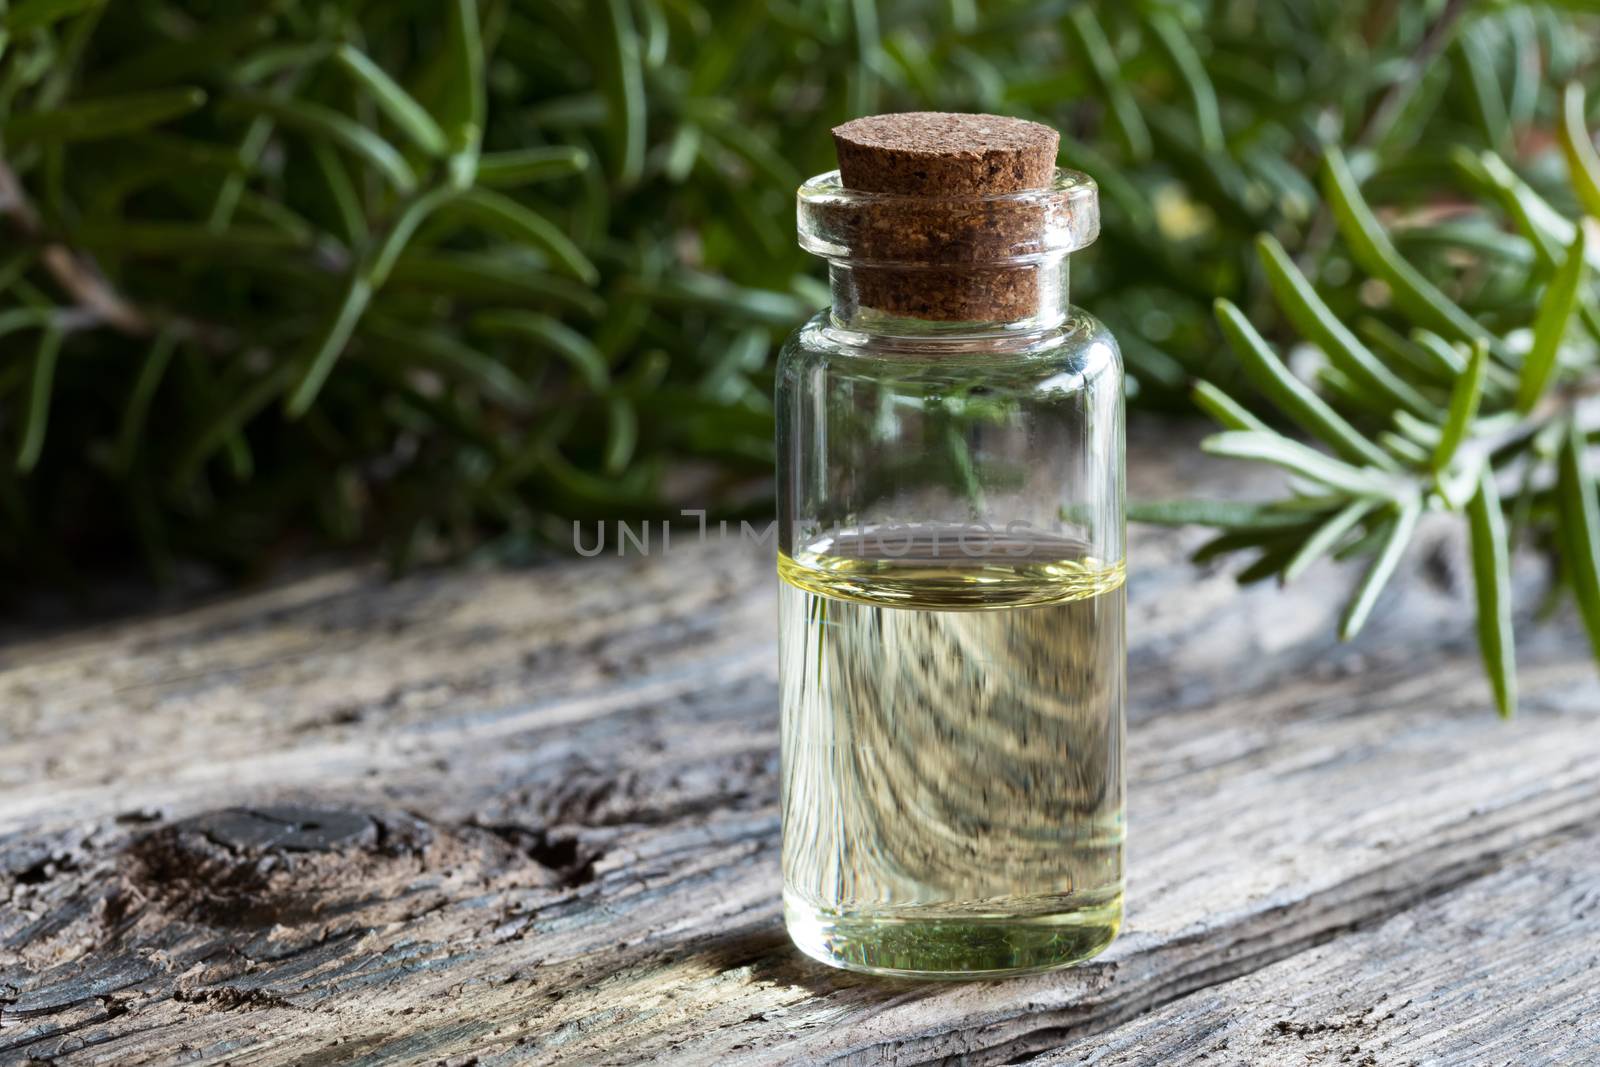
<box><xmin>775</xmin><ymin>114</ymin><xmax>1125</xmax><ymax>978</ymax></box>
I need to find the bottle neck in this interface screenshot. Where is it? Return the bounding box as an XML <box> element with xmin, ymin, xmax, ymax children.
<box><xmin>825</xmin><ymin>257</ymin><xmax>1070</xmax><ymax>339</ymax></box>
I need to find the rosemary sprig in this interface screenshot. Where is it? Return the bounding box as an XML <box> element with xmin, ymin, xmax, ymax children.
<box><xmin>1154</xmin><ymin>104</ymin><xmax>1600</xmax><ymax>715</ymax></box>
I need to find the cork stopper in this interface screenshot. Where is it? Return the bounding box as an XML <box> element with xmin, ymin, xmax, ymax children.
<box><xmin>810</xmin><ymin>112</ymin><xmax>1083</xmax><ymax>323</ymax></box>
<box><xmin>832</xmin><ymin>112</ymin><xmax>1059</xmax><ymax>197</ymax></box>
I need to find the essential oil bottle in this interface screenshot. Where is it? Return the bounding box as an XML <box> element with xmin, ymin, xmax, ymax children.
<box><xmin>775</xmin><ymin>113</ymin><xmax>1126</xmax><ymax>978</ymax></box>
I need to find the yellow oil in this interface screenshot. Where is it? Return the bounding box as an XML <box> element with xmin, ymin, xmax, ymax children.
<box><xmin>778</xmin><ymin>528</ymin><xmax>1125</xmax><ymax>978</ymax></box>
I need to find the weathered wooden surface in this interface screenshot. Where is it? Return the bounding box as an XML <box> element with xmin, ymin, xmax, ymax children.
<box><xmin>2</xmin><ymin>423</ymin><xmax>1597</xmax><ymax>1066</ymax></box>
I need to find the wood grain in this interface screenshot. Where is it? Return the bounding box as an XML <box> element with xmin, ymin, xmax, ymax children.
<box><xmin>1033</xmin><ymin>830</ymin><xmax>1600</xmax><ymax>1065</ymax></box>
<box><xmin>1</xmin><ymin>424</ymin><xmax>1595</xmax><ymax>1065</ymax></box>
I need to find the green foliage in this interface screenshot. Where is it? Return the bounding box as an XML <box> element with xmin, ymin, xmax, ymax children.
<box><xmin>0</xmin><ymin>0</ymin><xmax>1597</xmax><ymax>652</ymax></box>
<box><xmin>1161</xmin><ymin>64</ymin><xmax>1600</xmax><ymax>716</ymax></box>
<box><xmin>1468</xmin><ymin>468</ymin><xmax>1515</xmax><ymax>718</ymax></box>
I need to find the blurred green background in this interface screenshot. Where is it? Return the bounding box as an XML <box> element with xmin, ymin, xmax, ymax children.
<box><xmin>0</xmin><ymin>0</ymin><xmax>1596</xmax><ymax>595</ymax></box>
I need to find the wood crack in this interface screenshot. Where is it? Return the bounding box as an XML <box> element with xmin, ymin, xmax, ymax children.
<box><xmin>173</xmin><ymin>986</ymin><xmax>303</xmax><ymax>1012</ymax></box>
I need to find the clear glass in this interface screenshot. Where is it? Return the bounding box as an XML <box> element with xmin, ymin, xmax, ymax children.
<box><xmin>776</xmin><ymin>169</ymin><xmax>1125</xmax><ymax>979</ymax></box>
